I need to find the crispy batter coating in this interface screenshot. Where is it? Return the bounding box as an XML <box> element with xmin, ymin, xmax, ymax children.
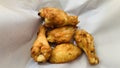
<box><xmin>47</xmin><ymin>26</ymin><xmax>75</xmax><ymax>43</ymax></box>
<box><xmin>38</xmin><ymin>7</ymin><xmax>78</xmax><ymax>27</ymax></box>
<box><xmin>31</xmin><ymin>7</ymin><xmax>100</xmax><ymax>65</ymax></box>
<box><xmin>74</xmin><ymin>29</ymin><xmax>99</xmax><ymax>65</ymax></box>
<box><xmin>49</xmin><ymin>43</ymin><xmax>82</xmax><ymax>63</ymax></box>
<box><xmin>31</xmin><ymin>25</ymin><xmax>51</xmax><ymax>62</ymax></box>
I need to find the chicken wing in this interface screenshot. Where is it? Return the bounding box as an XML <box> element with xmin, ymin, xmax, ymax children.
<box><xmin>49</xmin><ymin>43</ymin><xmax>82</xmax><ymax>63</ymax></box>
<box><xmin>38</xmin><ymin>7</ymin><xmax>78</xmax><ymax>27</ymax></box>
<box><xmin>47</xmin><ymin>26</ymin><xmax>75</xmax><ymax>43</ymax></box>
<box><xmin>31</xmin><ymin>25</ymin><xmax>51</xmax><ymax>62</ymax></box>
<box><xmin>74</xmin><ymin>29</ymin><xmax>99</xmax><ymax>65</ymax></box>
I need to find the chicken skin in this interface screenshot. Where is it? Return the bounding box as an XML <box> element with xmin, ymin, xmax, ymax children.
<box><xmin>30</xmin><ymin>7</ymin><xmax>100</xmax><ymax>65</ymax></box>
<box><xmin>74</xmin><ymin>29</ymin><xmax>99</xmax><ymax>65</ymax></box>
<box><xmin>31</xmin><ymin>25</ymin><xmax>51</xmax><ymax>62</ymax></box>
<box><xmin>49</xmin><ymin>43</ymin><xmax>82</xmax><ymax>63</ymax></box>
<box><xmin>38</xmin><ymin>7</ymin><xmax>78</xmax><ymax>28</ymax></box>
<box><xmin>47</xmin><ymin>26</ymin><xmax>75</xmax><ymax>43</ymax></box>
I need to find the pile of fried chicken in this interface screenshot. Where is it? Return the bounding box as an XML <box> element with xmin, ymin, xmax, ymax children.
<box><xmin>31</xmin><ymin>7</ymin><xmax>99</xmax><ymax>65</ymax></box>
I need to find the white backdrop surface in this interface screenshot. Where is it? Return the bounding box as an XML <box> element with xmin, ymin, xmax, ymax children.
<box><xmin>0</xmin><ymin>0</ymin><xmax>120</xmax><ymax>68</ymax></box>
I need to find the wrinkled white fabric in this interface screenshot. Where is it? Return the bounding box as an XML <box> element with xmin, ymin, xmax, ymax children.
<box><xmin>0</xmin><ymin>0</ymin><xmax>120</xmax><ymax>68</ymax></box>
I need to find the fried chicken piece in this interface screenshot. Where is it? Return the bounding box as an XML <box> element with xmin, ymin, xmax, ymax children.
<box><xmin>47</xmin><ymin>26</ymin><xmax>75</xmax><ymax>43</ymax></box>
<box><xmin>38</xmin><ymin>7</ymin><xmax>78</xmax><ymax>27</ymax></box>
<box><xmin>31</xmin><ymin>25</ymin><xmax>51</xmax><ymax>62</ymax></box>
<box><xmin>74</xmin><ymin>29</ymin><xmax>99</xmax><ymax>65</ymax></box>
<box><xmin>49</xmin><ymin>43</ymin><xmax>82</xmax><ymax>63</ymax></box>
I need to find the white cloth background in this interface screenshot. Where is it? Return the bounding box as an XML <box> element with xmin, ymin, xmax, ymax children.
<box><xmin>0</xmin><ymin>0</ymin><xmax>120</xmax><ymax>68</ymax></box>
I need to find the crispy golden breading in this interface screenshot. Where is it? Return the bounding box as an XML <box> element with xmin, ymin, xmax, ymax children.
<box><xmin>38</xmin><ymin>7</ymin><xmax>78</xmax><ymax>27</ymax></box>
<box><xmin>30</xmin><ymin>7</ymin><xmax>100</xmax><ymax>65</ymax></box>
<box><xmin>47</xmin><ymin>26</ymin><xmax>75</xmax><ymax>43</ymax></box>
<box><xmin>49</xmin><ymin>43</ymin><xmax>82</xmax><ymax>63</ymax></box>
<box><xmin>31</xmin><ymin>25</ymin><xmax>51</xmax><ymax>62</ymax></box>
<box><xmin>74</xmin><ymin>29</ymin><xmax>99</xmax><ymax>65</ymax></box>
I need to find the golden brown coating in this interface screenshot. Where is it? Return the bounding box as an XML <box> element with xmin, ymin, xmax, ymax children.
<box><xmin>74</xmin><ymin>29</ymin><xmax>99</xmax><ymax>65</ymax></box>
<box><xmin>38</xmin><ymin>7</ymin><xmax>78</xmax><ymax>27</ymax></box>
<box><xmin>47</xmin><ymin>26</ymin><xmax>75</xmax><ymax>43</ymax></box>
<box><xmin>49</xmin><ymin>43</ymin><xmax>82</xmax><ymax>63</ymax></box>
<box><xmin>31</xmin><ymin>25</ymin><xmax>51</xmax><ymax>62</ymax></box>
